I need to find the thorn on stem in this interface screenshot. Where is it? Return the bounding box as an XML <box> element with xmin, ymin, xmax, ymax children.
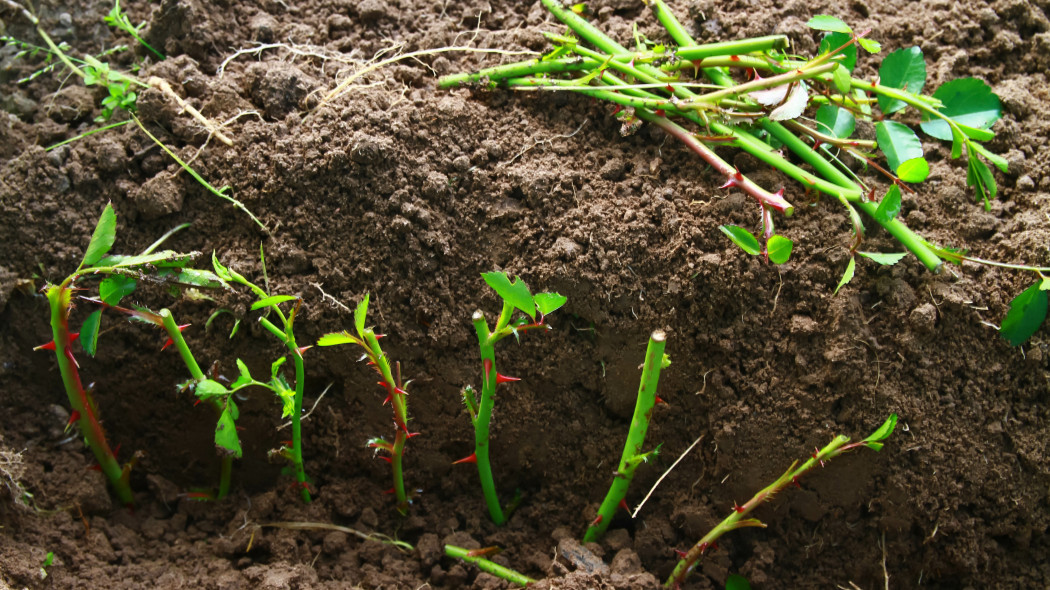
<box><xmin>618</xmin><ymin>499</ymin><xmax>630</xmax><ymax>512</ymax></box>
<box><xmin>733</xmin><ymin>501</ymin><xmax>745</xmax><ymax>514</ymax></box>
<box><xmin>589</xmin><ymin>514</ymin><xmax>603</xmax><ymax>527</ymax></box>
<box><xmin>65</xmin><ymin>410</ymin><xmax>80</xmax><ymax>431</ymax></box>
<box><xmin>453</xmin><ymin>453</ymin><xmax>477</xmax><ymax>465</ymax></box>
<box><xmin>495</xmin><ymin>373</ymin><xmax>520</xmax><ymax>385</ymax></box>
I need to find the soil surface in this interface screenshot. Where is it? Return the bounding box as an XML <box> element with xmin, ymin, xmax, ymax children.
<box><xmin>2</xmin><ymin>0</ymin><xmax>1050</xmax><ymax>588</ymax></box>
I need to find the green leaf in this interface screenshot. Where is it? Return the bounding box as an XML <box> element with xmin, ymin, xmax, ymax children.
<box><xmin>857</xmin><ymin>251</ymin><xmax>908</xmax><ymax>265</ymax></box>
<box><xmin>864</xmin><ymin>413</ymin><xmax>898</xmax><ymax>444</ymax></box>
<box><xmin>80</xmin><ymin>309</ymin><xmax>103</xmax><ymax>356</ymax></box>
<box><xmin>877</xmin><ymin>47</ymin><xmax>925</xmax><ymax>114</ymax></box>
<box><xmin>719</xmin><ymin>225</ymin><xmax>760</xmax><ymax>256</ymax></box>
<box><xmin>819</xmin><ymin>32</ymin><xmax>856</xmax><ymax>72</ymax></box>
<box><xmin>857</xmin><ymin>37</ymin><xmax>881</xmax><ymax>53</ymax></box>
<box><xmin>96</xmin><ymin>250</ymin><xmax>195</xmax><ymax>269</ymax></box>
<box><xmin>195</xmin><ymin>379</ymin><xmax>230</xmax><ymax>400</ymax></box>
<box><xmin>807</xmin><ymin>15</ymin><xmax>851</xmax><ymax>34</ymax></box>
<box><xmin>896</xmin><ymin>157</ymin><xmax>930</xmax><ymax>183</ymax></box>
<box><xmin>1041</xmin><ymin>277</ymin><xmax>1050</xmax><ymax>291</ymax></box>
<box><xmin>970</xmin><ymin>142</ymin><xmax>1009</xmax><ymax>173</ymax></box>
<box><xmin>99</xmin><ymin>275</ymin><xmax>136</xmax><ymax>305</ymax></box>
<box><xmin>833</xmin><ymin>256</ymin><xmax>856</xmax><ymax>295</ymax></box>
<box><xmin>920</xmin><ymin>78</ymin><xmax>1001</xmax><ymax>141</ymax></box>
<box><xmin>215</xmin><ymin>405</ymin><xmax>242</xmax><ymax>458</ymax></box>
<box><xmin>832</xmin><ymin>63</ymin><xmax>852</xmax><ymax>94</ymax></box>
<box><xmin>482</xmin><ymin>271</ymin><xmax>536</xmax><ymax>319</ymax></box>
<box><xmin>875</xmin><ymin>120</ymin><xmax>923</xmax><ymax>172</ymax></box>
<box><xmin>229</xmin><ymin>359</ymin><xmax>253</xmax><ymax>389</ymax></box>
<box><xmin>270</xmin><ymin>356</ymin><xmax>287</xmax><ymax>380</ymax></box>
<box><xmin>726</xmin><ymin>574</ymin><xmax>752</xmax><ymax>590</ymax></box>
<box><xmin>157</xmin><ymin>267</ymin><xmax>226</xmax><ymax>290</ymax></box>
<box><xmin>355</xmin><ymin>294</ymin><xmax>369</xmax><ymax>336</ymax></box>
<box><xmin>317</xmin><ymin>331</ymin><xmax>361</xmax><ymax>347</ymax></box>
<box><xmin>873</xmin><ymin>185</ymin><xmax>902</xmax><ymax>223</ymax></box>
<box><xmin>815</xmin><ymin>104</ymin><xmax>855</xmax><ymax>139</ymax></box>
<box><xmin>534</xmin><ymin>292</ymin><xmax>568</xmax><ymax>317</ymax></box>
<box><xmin>967</xmin><ymin>153</ymin><xmax>997</xmax><ymax>208</ymax></box>
<box><xmin>766</xmin><ymin>235</ymin><xmax>794</xmax><ymax>264</ymax></box>
<box><xmin>1000</xmin><ymin>283</ymin><xmax>1048</xmax><ymax>346</ymax></box>
<box><xmin>251</xmin><ymin>295</ymin><xmax>297</xmax><ymax>310</ymax></box>
<box><xmin>211</xmin><ymin>251</ymin><xmax>232</xmax><ymax>280</ymax></box>
<box><xmin>956</xmin><ymin>122</ymin><xmax>994</xmax><ymax>142</ymax></box>
<box><xmin>82</xmin><ymin>203</ymin><xmax>117</xmax><ymax>267</ymax></box>
<box><xmin>274</xmin><ymin>381</ymin><xmax>296</xmax><ymax>419</ymax></box>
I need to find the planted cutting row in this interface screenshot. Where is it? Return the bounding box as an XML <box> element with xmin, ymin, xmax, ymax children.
<box><xmin>37</xmin><ymin>203</ymin><xmax>898</xmax><ymax>587</ymax></box>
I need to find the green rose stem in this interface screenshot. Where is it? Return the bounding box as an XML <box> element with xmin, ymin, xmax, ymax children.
<box><xmin>458</xmin><ymin>272</ymin><xmax>566</xmax><ymax>525</ymax></box>
<box><xmin>665</xmin><ymin>414</ymin><xmax>898</xmax><ymax>588</ymax></box>
<box><xmin>583</xmin><ymin>331</ymin><xmax>668</xmax><ymax>543</ymax></box>
<box><xmin>445</xmin><ymin>545</ymin><xmax>536</xmax><ymax>587</ymax></box>
<box><xmin>318</xmin><ymin>294</ymin><xmax>416</xmax><ymax>514</ymax></box>
<box><xmin>216</xmin><ymin>257</ymin><xmax>311</xmax><ymax>503</ymax></box>
<box><xmin>158</xmin><ymin>309</ymin><xmax>234</xmax><ymax>500</ymax></box>
<box><xmin>42</xmin><ymin>282</ymin><xmax>134</xmax><ymax>506</ymax></box>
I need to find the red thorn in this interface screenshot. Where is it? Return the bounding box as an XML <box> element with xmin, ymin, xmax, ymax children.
<box><xmin>665</xmin><ymin>83</ymin><xmax>675</xmax><ymax>93</ymax></box>
<box><xmin>710</xmin><ymin>542</ymin><xmax>718</xmax><ymax>552</ymax></box>
<box><xmin>729</xmin><ymin>55</ymin><xmax>741</xmax><ymax>62</ymax></box>
<box><xmin>674</xmin><ymin>549</ymin><xmax>689</xmax><ymax>559</ymax></box>
<box><xmin>406</xmin><ymin>432</ymin><xmax>422</xmax><ymax>439</ymax></box>
<box><xmin>66</xmin><ymin>410</ymin><xmax>80</xmax><ymax>429</ymax></box>
<box><xmin>589</xmin><ymin>515</ymin><xmax>603</xmax><ymax>527</ymax></box>
<box><xmin>483</xmin><ymin>359</ymin><xmax>493</xmax><ymax>376</ymax></box>
<box><xmin>88</xmin><ymin>464</ymin><xmax>102</xmax><ymax>472</ymax></box>
<box><xmin>235</xmin><ymin>426</ymin><xmax>245</xmax><ymax>432</ymax></box>
<box><xmin>618</xmin><ymin>499</ymin><xmax>629</xmax><ymax>512</ymax></box>
<box><xmin>655</xmin><ymin>396</ymin><xmax>667</xmax><ymax>405</ymax></box>
<box><xmin>733</xmin><ymin>501</ymin><xmax>745</xmax><ymax>514</ymax></box>
<box><xmin>719</xmin><ymin>177</ymin><xmax>740</xmax><ymax>190</ymax></box>
<box><xmin>395</xmin><ymin>387</ymin><xmax>409</xmax><ymax>396</ymax></box>
<box><xmin>113</xmin><ymin>443</ymin><xmax>122</xmax><ymax>458</ymax></box>
<box><xmin>161</xmin><ymin>338</ymin><xmax>175</xmax><ymax>351</ymax></box>
<box><xmin>183</xmin><ymin>491</ymin><xmax>213</xmax><ymax>501</ymax></box>
<box><xmin>193</xmin><ymin>399</ymin><xmax>202</xmax><ymax>407</ymax></box>
<box><xmin>377</xmin><ymin>381</ymin><xmax>389</xmax><ymax>389</ymax></box>
<box><xmin>281</xmin><ymin>440</ymin><xmax>294</xmax><ymax>446</ymax></box>
<box><xmin>374</xmin><ymin>334</ymin><xmax>386</xmax><ymax>339</ymax></box>
<box><xmin>383</xmin><ymin>487</ymin><xmax>396</xmax><ymax>495</ymax></box>
<box><xmin>791</xmin><ymin>476</ymin><xmax>801</xmax><ymax>488</ymax></box>
<box><xmin>177</xmin><ymin>324</ymin><xmax>190</xmax><ymax>332</ymax></box>
<box><xmin>36</xmin><ymin>332</ymin><xmax>79</xmax><ymax>351</ymax></box>
<box><xmin>382</xmin><ymin>393</ymin><xmax>392</xmax><ymax>405</ymax></box>
<box><xmin>495</xmin><ymin>373</ymin><xmax>520</xmax><ymax>385</ymax></box>
<box><xmin>655</xmin><ymin>109</ymin><xmax>666</xmax><ymax>117</ymax></box>
<box><xmin>611</xmin><ymin>105</ymin><xmax>623</xmax><ymax>116</ymax></box>
<box><xmin>698</xmin><ymin>542</ymin><xmax>708</xmax><ymax>553</ymax></box>
<box><xmin>297</xmin><ymin>345</ymin><xmax>312</xmax><ymax>356</ymax></box>
<box><xmin>379</xmin><ymin>456</ymin><xmax>392</xmax><ymax>463</ymax></box>
<box><xmin>453</xmin><ymin>453</ymin><xmax>477</xmax><ymax>465</ymax></box>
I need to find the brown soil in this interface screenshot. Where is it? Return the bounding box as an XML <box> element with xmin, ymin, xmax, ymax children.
<box><xmin>2</xmin><ymin>0</ymin><xmax>1049</xmax><ymax>588</ymax></box>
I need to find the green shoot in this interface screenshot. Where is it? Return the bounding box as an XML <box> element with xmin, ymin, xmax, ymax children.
<box><xmin>582</xmin><ymin>331</ymin><xmax>669</xmax><ymax>543</ymax></box>
<box><xmin>459</xmin><ymin>271</ymin><xmax>566</xmax><ymax>525</ymax></box>
<box><xmin>212</xmin><ymin>251</ymin><xmax>312</xmax><ymax>503</ymax></box>
<box><xmin>444</xmin><ymin>545</ymin><xmax>535</xmax><ymax>587</ymax></box>
<box><xmin>318</xmin><ymin>294</ymin><xmax>417</xmax><ymax>514</ymax></box>
<box><xmin>103</xmin><ymin>0</ymin><xmax>165</xmax><ymax>61</ymax></box>
<box><xmin>666</xmin><ymin>414</ymin><xmax>898</xmax><ymax>587</ymax></box>
<box><xmin>36</xmin><ymin>203</ymin><xmax>225</xmax><ymax>505</ymax></box>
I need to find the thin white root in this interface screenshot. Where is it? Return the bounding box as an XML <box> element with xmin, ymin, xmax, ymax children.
<box><xmin>149</xmin><ymin>76</ymin><xmax>234</xmax><ymax>146</ymax></box>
